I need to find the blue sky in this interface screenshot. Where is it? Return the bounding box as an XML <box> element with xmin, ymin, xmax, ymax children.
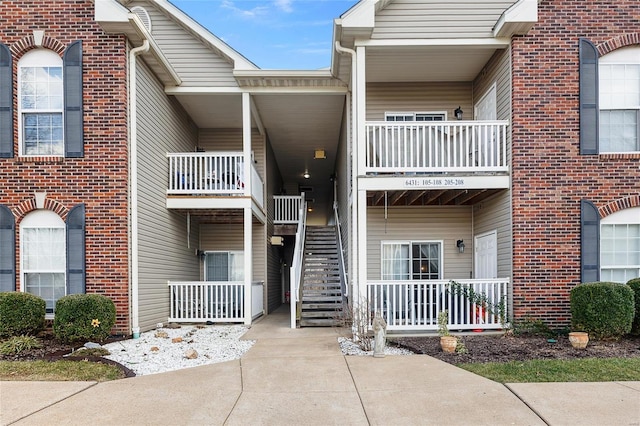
<box><xmin>170</xmin><ymin>0</ymin><xmax>358</xmax><ymax>70</ymax></box>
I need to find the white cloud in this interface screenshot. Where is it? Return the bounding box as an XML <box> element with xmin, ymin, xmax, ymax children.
<box><xmin>274</xmin><ymin>0</ymin><xmax>293</xmax><ymax>13</ymax></box>
<box><xmin>220</xmin><ymin>0</ymin><xmax>268</xmax><ymax>18</ymax></box>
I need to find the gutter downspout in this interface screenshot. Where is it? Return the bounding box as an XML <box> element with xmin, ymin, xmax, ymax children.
<box><xmin>129</xmin><ymin>38</ymin><xmax>149</xmax><ymax>338</ymax></box>
<box><xmin>334</xmin><ymin>41</ymin><xmax>358</xmax><ymax>308</ymax></box>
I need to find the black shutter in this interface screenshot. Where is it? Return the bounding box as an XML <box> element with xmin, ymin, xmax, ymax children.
<box><xmin>63</xmin><ymin>41</ymin><xmax>83</xmax><ymax>158</ymax></box>
<box><xmin>66</xmin><ymin>204</ymin><xmax>85</xmax><ymax>294</ymax></box>
<box><xmin>0</xmin><ymin>205</ymin><xmax>16</xmax><ymax>291</ymax></box>
<box><xmin>580</xmin><ymin>199</ymin><xmax>600</xmax><ymax>283</ymax></box>
<box><xmin>579</xmin><ymin>38</ymin><xmax>599</xmax><ymax>155</ymax></box>
<box><xmin>0</xmin><ymin>43</ymin><xmax>13</xmax><ymax>158</ymax></box>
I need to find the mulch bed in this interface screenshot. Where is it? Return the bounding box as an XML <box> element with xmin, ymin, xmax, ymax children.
<box><xmin>1</xmin><ymin>334</ymin><xmax>136</xmax><ymax>378</ymax></box>
<box><xmin>393</xmin><ymin>333</ymin><xmax>640</xmax><ymax>364</ymax></box>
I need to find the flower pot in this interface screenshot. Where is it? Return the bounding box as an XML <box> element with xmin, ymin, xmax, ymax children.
<box><xmin>440</xmin><ymin>336</ymin><xmax>457</xmax><ymax>353</ymax></box>
<box><xmin>569</xmin><ymin>332</ymin><xmax>589</xmax><ymax>349</ymax></box>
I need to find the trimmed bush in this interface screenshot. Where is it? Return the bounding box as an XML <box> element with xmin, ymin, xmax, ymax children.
<box><xmin>627</xmin><ymin>278</ymin><xmax>640</xmax><ymax>335</ymax></box>
<box><xmin>570</xmin><ymin>282</ymin><xmax>634</xmax><ymax>340</ymax></box>
<box><xmin>0</xmin><ymin>292</ymin><xmax>46</xmax><ymax>338</ymax></box>
<box><xmin>53</xmin><ymin>294</ymin><xmax>116</xmax><ymax>342</ymax></box>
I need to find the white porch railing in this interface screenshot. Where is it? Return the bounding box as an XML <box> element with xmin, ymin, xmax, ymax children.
<box><xmin>168</xmin><ymin>281</ymin><xmax>245</xmax><ymax>323</ymax></box>
<box><xmin>274</xmin><ymin>195</ymin><xmax>304</xmax><ymax>224</ymax></box>
<box><xmin>365</xmin><ymin>121</ymin><xmax>509</xmax><ymax>173</ymax></box>
<box><xmin>366</xmin><ymin>279</ymin><xmax>509</xmax><ymax>331</ymax></box>
<box><xmin>289</xmin><ymin>198</ymin><xmax>308</xmax><ymax>328</ymax></box>
<box><xmin>167</xmin><ymin>152</ymin><xmax>264</xmax><ymax>208</ymax></box>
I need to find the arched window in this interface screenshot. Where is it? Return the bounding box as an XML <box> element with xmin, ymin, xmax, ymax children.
<box><xmin>601</xmin><ymin>207</ymin><xmax>640</xmax><ymax>283</ymax></box>
<box><xmin>18</xmin><ymin>49</ymin><xmax>64</xmax><ymax>156</ymax></box>
<box><xmin>20</xmin><ymin>210</ymin><xmax>66</xmax><ymax>313</ymax></box>
<box><xmin>599</xmin><ymin>46</ymin><xmax>640</xmax><ymax>153</ymax></box>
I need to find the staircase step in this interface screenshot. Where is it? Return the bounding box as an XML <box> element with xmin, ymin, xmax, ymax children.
<box><xmin>302</xmin><ymin>295</ymin><xmax>343</xmax><ymax>302</ymax></box>
<box><xmin>300</xmin><ymin>318</ymin><xmax>341</xmax><ymax>327</ymax></box>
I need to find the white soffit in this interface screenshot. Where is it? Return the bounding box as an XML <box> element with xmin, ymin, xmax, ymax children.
<box><xmin>494</xmin><ymin>0</ymin><xmax>539</xmax><ymax>37</ymax></box>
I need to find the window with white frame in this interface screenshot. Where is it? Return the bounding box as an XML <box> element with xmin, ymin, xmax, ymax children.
<box><xmin>599</xmin><ymin>47</ymin><xmax>640</xmax><ymax>153</ymax></box>
<box><xmin>385</xmin><ymin>112</ymin><xmax>446</xmax><ymax>122</ymax></box>
<box><xmin>18</xmin><ymin>49</ymin><xmax>64</xmax><ymax>156</ymax></box>
<box><xmin>381</xmin><ymin>241</ymin><xmax>442</xmax><ymax>280</ymax></box>
<box><xmin>600</xmin><ymin>207</ymin><xmax>640</xmax><ymax>283</ymax></box>
<box><xmin>20</xmin><ymin>210</ymin><xmax>66</xmax><ymax>313</ymax></box>
<box><xmin>205</xmin><ymin>251</ymin><xmax>244</xmax><ymax>281</ymax></box>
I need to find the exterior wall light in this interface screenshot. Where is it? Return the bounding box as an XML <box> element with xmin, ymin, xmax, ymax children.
<box><xmin>303</xmin><ymin>171</ymin><xmax>310</xmax><ymax>179</ymax></box>
<box><xmin>454</xmin><ymin>106</ymin><xmax>463</xmax><ymax>120</ymax></box>
<box><xmin>456</xmin><ymin>239</ymin><xmax>465</xmax><ymax>253</ymax></box>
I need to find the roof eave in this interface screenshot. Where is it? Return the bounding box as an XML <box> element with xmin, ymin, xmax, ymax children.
<box><xmin>493</xmin><ymin>0</ymin><xmax>539</xmax><ymax>38</ymax></box>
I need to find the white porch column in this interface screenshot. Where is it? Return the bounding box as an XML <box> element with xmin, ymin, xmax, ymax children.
<box><xmin>355</xmin><ymin>46</ymin><xmax>367</xmax><ymax>304</ymax></box>
<box><xmin>242</xmin><ymin>92</ymin><xmax>252</xmax><ymax>324</ymax></box>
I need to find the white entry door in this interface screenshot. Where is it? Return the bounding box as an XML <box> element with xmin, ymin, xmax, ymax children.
<box><xmin>475</xmin><ymin>231</ymin><xmax>497</xmax><ymax>279</ymax></box>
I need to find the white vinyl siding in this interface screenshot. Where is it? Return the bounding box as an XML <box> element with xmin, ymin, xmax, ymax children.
<box><xmin>129</xmin><ymin>1</ymin><xmax>238</xmax><ymax>87</ymax></box>
<box><xmin>136</xmin><ymin>59</ymin><xmax>200</xmax><ymax>331</ymax></box>
<box><xmin>265</xmin><ymin>139</ymin><xmax>283</xmax><ymax>312</ymax></box>
<box><xmin>372</xmin><ymin>0</ymin><xmax>518</xmax><ymax>39</ymax></box>
<box><xmin>367</xmin><ymin>82</ymin><xmax>471</xmax><ymax>122</ymax></box>
<box><xmin>198</xmin><ymin>128</ymin><xmax>266</xmax><ymax>179</ymax></box>
<box><xmin>472</xmin><ymin>191</ymin><xmax>512</xmax><ymax>280</ymax></box>
<box><xmin>367</xmin><ymin>206</ymin><xmax>472</xmax><ymax>280</ymax></box>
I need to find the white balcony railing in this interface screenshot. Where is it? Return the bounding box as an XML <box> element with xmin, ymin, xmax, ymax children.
<box><xmin>366</xmin><ymin>279</ymin><xmax>509</xmax><ymax>331</ymax></box>
<box><xmin>167</xmin><ymin>152</ymin><xmax>264</xmax><ymax>208</ymax></box>
<box><xmin>168</xmin><ymin>281</ymin><xmax>245</xmax><ymax>323</ymax></box>
<box><xmin>274</xmin><ymin>195</ymin><xmax>304</xmax><ymax>224</ymax></box>
<box><xmin>365</xmin><ymin>121</ymin><xmax>509</xmax><ymax>173</ymax></box>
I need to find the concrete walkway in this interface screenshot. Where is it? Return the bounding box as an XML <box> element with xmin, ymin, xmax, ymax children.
<box><xmin>2</xmin><ymin>309</ymin><xmax>639</xmax><ymax>425</ymax></box>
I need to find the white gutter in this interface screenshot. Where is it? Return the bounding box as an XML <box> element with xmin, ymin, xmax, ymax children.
<box><xmin>129</xmin><ymin>38</ymin><xmax>149</xmax><ymax>338</ymax></box>
<box><xmin>334</xmin><ymin>41</ymin><xmax>358</xmax><ymax>307</ymax></box>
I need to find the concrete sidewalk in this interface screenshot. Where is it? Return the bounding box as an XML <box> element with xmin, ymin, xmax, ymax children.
<box><xmin>2</xmin><ymin>310</ymin><xmax>639</xmax><ymax>425</ymax></box>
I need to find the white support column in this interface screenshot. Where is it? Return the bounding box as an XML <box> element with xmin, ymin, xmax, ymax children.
<box><xmin>242</xmin><ymin>92</ymin><xmax>253</xmax><ymax>324</ymax></box>
<box><xmin>242</xmin><ymin>92</ymin><xmax>252</xmax><ymax>198</ymax></box>
<box><xmin>244</xmin><ymin>207</ymin><xmax>252</xmax><ymax>325</ymax></box>
<box><xmin>357</xmin><ymin>188</ymin><xmax>368</xmax><ymax>304</ymax></box>
<box><xmin>355</xmin><ymin>46</ymin><xmax>367</xmax><ymax>305</ymax></box>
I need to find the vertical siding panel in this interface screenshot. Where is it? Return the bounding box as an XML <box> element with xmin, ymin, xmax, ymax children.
<box><xmin>136</xmin><ymin>60</ymin><xmax>199</xmax><ymax>331</ymax></box>
<box><xmin>366</xmin><ymin>206</ymin><xmax>472</xmax><ymax>280</ymax></box>
<box><xmin>473</xmin><ymin>191</ymin><xmax>512</xmax><ymax>279</ymax></box>
<box><xmin>265</xmin><ymin>137</ymin><xmax>283</xmax><ymax>313</ymax></box>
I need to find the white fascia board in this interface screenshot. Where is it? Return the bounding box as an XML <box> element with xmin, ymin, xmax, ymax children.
<box><xmin>233</xmin><ymin>70</ymin><xmax>334</xmax><ymax>79</ymax></box>
<box><xmin>354</xmin><ymin>38</ymin><xmax>512</xmax><ymax>48</ymax></box>
<box><xmin>340</xmin><ymin>0</ymin><xmax>376</xmax><ymax>29</ymax></box>
<box><xmin>95</xmin><ymin>0</ymin><xmax>130</xmax><ymax>26</ymax></box>
<box><xmin>151</xmin><ymin>0</ymin><xmax>258</xmax><ymax>71</ymax></box>
<box><xmin>165</xmin><ymin>197</ymin><xmax>251</xmax><ymax>210</ymax></box>
<box><xmin>493</xmin><ymin>0</ymin><xmax>538</xmax><ymax>38</ymax></box>
<box><xmin>358</xmin><ymin>175</ymin><xmax>510</xmax><ymax>191</ymax></box>
<box><xmin>239</xmin><ymin>87</ymin><xmax>348</xmax><ymax>95</ymax></box>
<box><xmin>165</xmin><ymin>86</ymin><xmax>243</xmax><ymax>95</ymax></box>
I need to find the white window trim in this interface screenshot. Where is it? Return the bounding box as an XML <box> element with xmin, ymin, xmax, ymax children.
<box><xmin>598</xmin><ymin>46</ymin><xmax>640</xmax><ymax>154</ymax></box>
<box><xmin>17</xmin><ymin>48</ymin><xmax>64</xmax><ymax>157</ymax></box>
<box><xmin>384</xmin><ymin>111</ymin><xmax>448</xmax><ymax>121</ymax></box>
<box><xmin>20</xmin><ymin>209</ymin><xmax>66</xmax><ymax>318</ymax></box>
<box><xmin>600</xmin><ymin>207</ymin><xmax>640</xmax><ymax>282</ymax></box>
<box><xmin>204</xmin><ymin>250</ymin><xmax>244</xmax><ymax>282</ymax></box>
<box><xmin>380</xmin><ymin>240</ymin><xmax>444</xmax><ymax>280</ymax></box>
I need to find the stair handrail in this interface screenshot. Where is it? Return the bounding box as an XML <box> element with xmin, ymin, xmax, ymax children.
<box><xmin>289</xmin><ymin>193</ymin><xmax>307</xmax><ymax>328</ymax></box>
<box><xmin>333</xmin><ymin>201</ymin><xmax>348</xmax><ymax>299</ymax></box>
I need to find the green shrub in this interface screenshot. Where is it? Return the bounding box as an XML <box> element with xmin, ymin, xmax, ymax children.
<box><xmin>626</xmin><ymin>278</ymin><xmax>640</xmax><ymax>335</ymax></box>
<box><xmin>512</xmin><ymin>317</ymin><xmax>556</xmax><ymax>338</ymax></box>
<box><xmin>570</xmin><ymin>282</ymin><xmax>634</xmax><ymax>340</ymax></box>
<box><xmin>53</xmin><ymin>294</ymin><xmax>116</xmax><ymax>342</ymax></box>
<box><xmin>0</xmin><ymin>335</ymin><xmax>43</xmax><ymax>355</ymax></box>
<box><xmin>0</xmin><ymin>292</ymin><xmax>46</xmax><ymax>338</ymax></box>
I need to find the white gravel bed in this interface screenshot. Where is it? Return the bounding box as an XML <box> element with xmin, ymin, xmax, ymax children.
<box><xmin>102</xmin><ymin>325</ymin><xmax>254</xmax><ymax>376</ymax></box>
<box><xmin>338</xmin><ymin>337</ymin><xmax>413</xmax><ymax>356</ymax></box>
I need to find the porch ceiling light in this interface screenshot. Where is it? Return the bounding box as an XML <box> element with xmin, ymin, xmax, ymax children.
<box><xmin>314</xmin><ymin>149</ymin><xmax>326</xmax><ymax>159</ymax></box>
<box><xmin>456</xmin><ymin>239</ymin><xmax>465</xmax><ymax>254</ymax></box>
<box><xmin>454</xmin><ymin>106</ymin><xmax>463</xmax><ymax>120</ymax></box>
<box><xmin>303</xmin><ymin>171</ymin><xmax>311</xmax><ymax>179</ymax></box>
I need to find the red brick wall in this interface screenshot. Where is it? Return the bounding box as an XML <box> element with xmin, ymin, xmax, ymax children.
<box><xmin>511</xmin><ymin>0</ymin><xmax>640</xmax><ymax>327</ymax></box>
<box><xmin>0</xmin><ymin>1</ymin><xmax>130</xmax><ymax>332</ymax></box>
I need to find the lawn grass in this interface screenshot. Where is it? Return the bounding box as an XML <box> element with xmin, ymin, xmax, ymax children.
<box><xmin>459</xmin><ymin>357</ymin><xmax>640</xmax><ymax>383</ymax></box>
<box><xmin>0</xmin><ymin>360</ymin><xmax>124</xmax><ymax>382</ymax></box>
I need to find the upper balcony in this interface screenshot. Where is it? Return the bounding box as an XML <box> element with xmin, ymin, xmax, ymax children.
<box><xmin>365</xmin><ymin>120</ymin><xmax>509</xmax><ymax>175</ymax></box>
<box><xmin>166</xmin><ymin>151</ymin><xmax>264</xmax><ymax>212</ymax></box>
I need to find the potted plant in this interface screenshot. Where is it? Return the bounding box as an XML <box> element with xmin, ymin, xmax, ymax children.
<box><xmin>568</xmin><ymin>331</ymin><xmax>589</xmax><ymax>349</ymax></box>
<box><xmin>437</xmin><ymin>310</ymin><xmax>457</xmax><ymax>353</ymax></box>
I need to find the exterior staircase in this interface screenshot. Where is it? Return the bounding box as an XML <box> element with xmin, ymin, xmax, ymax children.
<box><xmin>300</xmin><ymin>226</ymin><xmax>344</xmax><ymax>327</ymax></box>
